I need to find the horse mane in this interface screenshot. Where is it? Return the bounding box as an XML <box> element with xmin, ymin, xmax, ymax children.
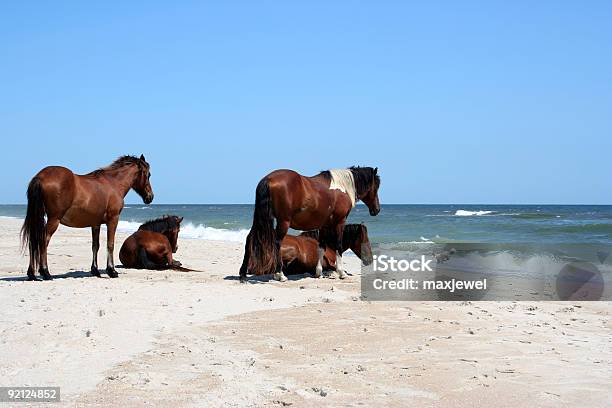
<box><xmin>349</xmin><ymin>166</ymin><xmax>380</xmax><ymax>197</ymax></box>
<box><xmin>317</xmin><ymin>170</ymin><xmax>332</xmax><ymax>181</ymax></box>
<box><xmin>342</xmin><ymin>223</ymin><xmax>366</xmax><ymax>246</ymax></box>
<box><xmin>88</xmin><ymin>155</ymin><xmax>143</xmax><ymax>177</ymax></box>
<box><xmin>326</xmin><ymin>169</ymin><xmax>357</xmax><ymax>207</ymax></box>
<box><xmin>139</xmin><ymin>215</ymin><xmax>181</xmax><ymax>233</ymax></box>
<box><xmin>317</xmin><ymin>167</ymin><xmax>379</xmax><ymax>203</ymax></box>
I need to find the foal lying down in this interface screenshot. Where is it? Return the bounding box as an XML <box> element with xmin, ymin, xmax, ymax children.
<box><xmin>281</xmin><ymin>224</ymin><xmax>373</xmax><ymax>276</ymax></box>
<box><xmin>119</xmin><ymin>215</ymin><xmax>193</xmax><ymax>271</ymax></box>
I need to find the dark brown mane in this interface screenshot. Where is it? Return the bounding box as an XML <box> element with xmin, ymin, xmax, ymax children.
<box><xmin>317</xmin><ymin>170</ymin><xmax>332</xmax><ymax>181</ymax></box>
<box><xmin>88</xmin><ymin>155</ymin><xmax>143</xmax><ymax>177</ymax></box>
<box><xmin>349</xmin><ymin>166</ymin><xmax>380</xmax><ymax>196</ymax></box>
<box><xmin>342</xmin><ymin>223</ymin><xmax>366</xmax><ymax>246</ymax></box>
<box><xmin>139</xmin><ymin>215</ymin><xmax>181</xmax><ymax>234</ymax></box>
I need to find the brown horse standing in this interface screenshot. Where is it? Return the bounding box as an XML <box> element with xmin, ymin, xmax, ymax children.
<box><xmin>21</xmin><ymin>155</ymin><xmax>154</xmax><ymax>280</ymax></box>
<box><xmin>281</xmin><ymin>224</ymin><xmax>374</xmax><ymax>275</ymax></box>
<box><xmin>119</xmin><ymin>215</ymin><xmax>184</xmax><ymax>270</ymax></box>
<box><xmin>240</xmin><ymin>166</ymin><xmax>380</xmax><ymax>282</ymax></box>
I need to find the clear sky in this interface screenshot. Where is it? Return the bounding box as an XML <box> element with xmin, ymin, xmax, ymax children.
<box><xmin>1</xmin><ymin>1</ymin><xmax>610</xmax><ymax>204</ymax></box>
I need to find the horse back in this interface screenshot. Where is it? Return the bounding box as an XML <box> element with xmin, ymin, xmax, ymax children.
<box><xmin>280</xmin><ymin>234</ymin><xmax>319</xmax><ymax>269</ymax></box>
<box><xmin>119</xmin><ymin>230</ymin><xmax>171</xmax><ymax>267</ymax></box>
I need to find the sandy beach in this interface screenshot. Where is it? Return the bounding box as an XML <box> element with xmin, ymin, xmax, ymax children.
<box><xmin>0</xmin><ymin>216</ymin><xmax>610</xmax><ymax>407</ymax></box>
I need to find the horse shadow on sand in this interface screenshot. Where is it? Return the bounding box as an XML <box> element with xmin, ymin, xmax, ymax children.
<box><xmin>224</xmin><ymin>273</ymin><xmax>316</xmax><ymax>284</ymax></box>
<box><xmin>224</xmin><ymin>271</ymin><xmax>353</xmax><ymax>284</ymax></box>
<box><xmin>0</xmin><ymin>268</ymin><xmax>132</xmax><ymax>282</ymax></box>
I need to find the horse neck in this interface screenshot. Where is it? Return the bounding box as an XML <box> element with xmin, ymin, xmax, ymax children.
<box><xmin>102</xmin><ymin>165</ymin><xmax>139</xmax><ymax>197</ymax></box>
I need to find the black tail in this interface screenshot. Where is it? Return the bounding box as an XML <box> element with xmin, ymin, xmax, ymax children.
<box><xmin>21</xmin><ymin>177</ymin><xmax>46</xmax><ymax>272</ymax></box>
<box><xmin>247</xmin><ymin>178</ymin><xmax>278</xmax><ymax>275</ymax></box>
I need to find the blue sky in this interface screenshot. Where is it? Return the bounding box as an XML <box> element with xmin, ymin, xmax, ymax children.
<box><xmin>1</xmin><ymin>1</ymin><xmax>610</xmax><ymax>204</ymax></box>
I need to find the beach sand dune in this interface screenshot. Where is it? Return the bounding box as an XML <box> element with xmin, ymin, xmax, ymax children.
<box><xmin>0</xmin><ymin>217</ymin><xmax>610</xmax><ymax>407</ymax></box>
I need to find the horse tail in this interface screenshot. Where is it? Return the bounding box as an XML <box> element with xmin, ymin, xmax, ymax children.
<box><xmin>21</xmin><ymin>177</ymin><xmax>47</xmax><ymax>272</ymax></box>
<box><xmin>169</xmin><ymin>265</ymin><xmax>200</xmax><ymax>272</ymax></box>
<box><xmin>247</xmin><ymin>177</ymin><xmax>278</xmax><ymax>275</ymax></box>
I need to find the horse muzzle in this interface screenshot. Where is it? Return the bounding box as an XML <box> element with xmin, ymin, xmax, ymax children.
<box><xmin>143</xmin><ymin>193</ymin><xmax>154</xmax><ymax>204</ymax></box>
<box><xmin>369</xmin><ymin>207</ymin><xmax>380</xmax><ymax>216</ymax></box>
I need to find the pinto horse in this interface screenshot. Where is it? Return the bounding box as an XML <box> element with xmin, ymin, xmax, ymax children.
<box><xmin>21</xmin><ymin>155</ymin><xmax>154</xmax><ymax>280</ymax></box>
<box><xmin>119</xmin><ymin>215</ymin><xmax>187</xmax><ymax>270</ymax></box>
<box><xmin>281</xmin><ymin>224</ymin><xmax>374</xmax><ymax>276</ymax></box>
<box><xmin>239</xmin><ymin>166</ymin><xmax>380</xmax><ymax>282</ymax></box>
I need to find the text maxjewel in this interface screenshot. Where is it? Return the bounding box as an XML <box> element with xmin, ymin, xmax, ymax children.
<box><xmin>372</xmin><ymin>278</ymin><xmax>487</xmax><ymax>292</ymax></box>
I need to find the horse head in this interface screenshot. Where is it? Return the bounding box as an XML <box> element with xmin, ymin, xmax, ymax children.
<box><xmin>345</xmin><ymin>224</ymin><xmax>373</xmax><ymax>265</ymax></box>
<box><xmin>351</xmin><ymin>166</ymin><xmax>380</xmax><ymax>216</ymax></box>
<box><xmin>166</xmin><ymin>216</ymin><xmax>183</xmax><ymax>253</ymax></box>
<box><xmin>130</xmin><ymin>154</ymin><xmax>154</xmax><ymax>204</ymax></box>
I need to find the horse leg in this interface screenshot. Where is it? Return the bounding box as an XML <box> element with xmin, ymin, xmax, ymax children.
<box><xmin>239</xmin><ymin>231</ymin><xmax>252</xmax><ymax>283</ymax></box>
<box><xmin>39</xmin><ymin>218</ymin><xmax>59</xmax><ymax>280</ymax></box>
<box><xmin>138</xmin><ymin>247</ymin><xmax>164</xmax><ymax>269</ymax></box>
<box><xmin>334</xmin><ymin>222</ymin><xmax>348</xmax><ymax>279</ymax></box>
<box><xmin>314</xmin><ymin>245</ymin><xmax>324</xmax><ymax>278</ymax></box>
<box><xmin>273</xmin><ymin>221</ymin><xmax>289</xmax><ymax>282</ymax></box>
<box><xmin>90</xmin><ymin>226</ymin><xmax>101</xmax><ymax>277</ymax></box>
<box><xmin>105</xmin><ymin>217</ymin><xmax>119</xmax><ymax>278</ymax></box>
<box><xmin>27</xmin><ymin>258</ymin><xmax>39</xmax><ymax>281</ymax></box>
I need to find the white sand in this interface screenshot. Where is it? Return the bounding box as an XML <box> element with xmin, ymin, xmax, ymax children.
<box><xmin>0</xmin><ymin>217</ymin><xmax>610</xmax><ymax>407</ymax></box>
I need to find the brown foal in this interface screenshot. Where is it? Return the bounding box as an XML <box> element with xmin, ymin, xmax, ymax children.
<box><xmin>281</xmin><ymin>224</ymin><xmax>374</xmax><ymax>276</ymax></box>
<box><xmin>119</xmin><ymin>215</ymin><xmax>184</xmax><ymax>270</ymax></box>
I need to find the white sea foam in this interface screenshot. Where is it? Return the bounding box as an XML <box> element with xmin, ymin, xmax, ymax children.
<box><xmin>116</xmin><ymin>220</ymin><xmax>249</xmax><ymax>243</ymax></box>
<box><xmin>454</xmin><ymin>210</ymin><xmax>495</xmax><ymax>216</ymax></box>
<box><xmin>179</xmin><ymin>223</ymin><xmax>249</xmax><ymax>242</ymax></box>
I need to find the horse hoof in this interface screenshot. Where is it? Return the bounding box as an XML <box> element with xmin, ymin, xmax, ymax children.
<box><xmin>91</xmin><ymin>268</ymin><xmax>101</xmax><ymax>277</ymax></box>
<box><xmin>27</xmin><ymin>275</ymin><xmax>42</xmax><ymax>281</ymax></box>
<box><xmin>338</xmin><ymin>271</ymin><xmax>348</xmax><ymax>280</ymax></box>
<box><xmin>106</xmin><ymin>269</ymin><xmax>119</xmax><ymax>278</ymax></box>
<box><xmin>273</xmin><ymin>272</ymin><xmax>288</xmax><ymax>282</ymax></box>
<box><xmin>39</xmin><ymin>269</ymin><xmax>53</xmax><ymax>280</ymax></box>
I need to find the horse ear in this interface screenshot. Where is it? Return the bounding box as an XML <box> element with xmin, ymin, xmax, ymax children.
<box><xmin>140</xmin><ymin>154</ymin><xmax>146</xmax><ymax>162</ymax></box>
<box><xmin>374</xmin><ymin>167</ymin><xmax>378</xmax><ymax>174</ymax></box>
<box><xmin>178</xmin><ymin>216</ymin><xmax>184</xmax><ymax>223</ymax></box>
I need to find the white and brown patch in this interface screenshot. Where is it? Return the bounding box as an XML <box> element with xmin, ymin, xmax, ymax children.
<box><xmin>328</xmin><ymin>169</ymin><xmax>356</xmax><ymax>207</ymax></box>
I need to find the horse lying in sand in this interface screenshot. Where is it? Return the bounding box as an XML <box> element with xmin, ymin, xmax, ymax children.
<box><xmin>281</xmin><ymin>224</ymin><xmax>373</xmax><ymax>276</ymax></box>
<box><xmin>119</xmin><ymin>215</ymin><xmax>194</xmax><ymax>271</ymax></box>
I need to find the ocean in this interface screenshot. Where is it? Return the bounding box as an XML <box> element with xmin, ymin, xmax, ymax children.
<box><xmin>1</xmin><ymin>204</ymin><xmax>611</xmax><ymax>245</ymax></box>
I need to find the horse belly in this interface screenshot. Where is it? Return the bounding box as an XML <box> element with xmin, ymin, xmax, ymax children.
<box><xmin>290</xmin><ymin>210</ymin><xmax>330</xmax><ymax>231</ymax></box>
<box><xmin>61</xmin><ymin>206</ymin><xmax>105</xmax><ymax>228</ymax></box>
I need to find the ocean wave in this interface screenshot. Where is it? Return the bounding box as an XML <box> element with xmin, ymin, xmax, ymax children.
<box><xmin>509</xmin><ymin>212</ymin><xmax>560</xmax><ymax>220</ymax></box>
<box><xmin>454</xmin><ymin>210</ymin><xmax>496</xmax><ymax>216</ymax></box>
<box><xmin>117</xmin><ymin>220</ymin><xmax>249</xmax><ymax>242</ymax></box>
<box><xmin>537</xmin><ymin>223</ymin><xmax>612</xmax><ymax>235</ymax></box>
<box><xmin>179</xmin><ymin>223</ymin><xmax>249</xmax><ymax>242</ymax></box>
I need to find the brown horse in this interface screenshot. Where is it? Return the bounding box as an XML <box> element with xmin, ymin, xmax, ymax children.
<box><xmin>281</xmin><ymin>224</ymin><xmax>373</xmax><ymax>276</ymax></box>
<box><xmin>119</xmin><ymin>215</ymin><xmax>186</xmax><ymax>270</ymax></box>
<box><xmin>21</xmin><ymin>155</ymin><xmax>154</xmax><ymax>280</ymax></box>
<box><xmin>240</xmin><ymin>166</ymin><xmax>380</xmax><ymax>282</ymax></box>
